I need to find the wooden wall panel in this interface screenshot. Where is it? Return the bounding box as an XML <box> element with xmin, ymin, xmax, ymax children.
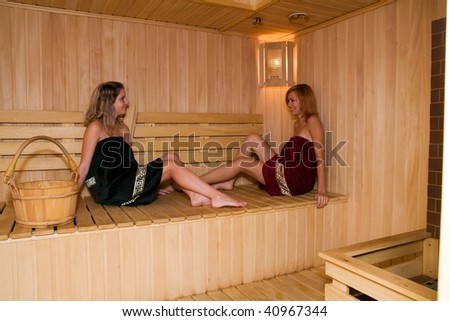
<box><xmin>0</xmin><ymin>4</ymin><xmax>259</xmax><ymax>113</ymax></box>
<box><xmin>0</xmin><ymin>203</ymin><xmax>346</xmax><ymax>300</ymax></box>
<box><xmin>0</xmin><ymin>3</ymin><xmax>261</xmax><ymax>203</ymax></box>
<box><xmin>286</xmin><ymin>0</ymin><xmax>445</xmax><ymax>244</ymax></box>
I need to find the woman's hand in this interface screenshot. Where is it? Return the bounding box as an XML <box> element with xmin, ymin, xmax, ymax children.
<box><xmin>315</xmin><ymin>192</ymin><xmax>329</xmax><ymax>208</ymax></box>
<box><xmin>158</xmin><ymin>185</ymin><xmax>174</xmax><ymax>196</ymax></box>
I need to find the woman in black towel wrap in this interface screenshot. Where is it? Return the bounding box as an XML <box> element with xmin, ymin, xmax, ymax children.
<box><xmin>77</xmin><ymin>81</ymin><xmax>246</xmax><ymax>208</ymax></box>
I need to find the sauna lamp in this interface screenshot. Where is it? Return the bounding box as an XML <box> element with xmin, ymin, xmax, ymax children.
<box><xmin>259</xmin><ymin>41</ymin><xmax>294</xmax><ymax>87</ymax></box>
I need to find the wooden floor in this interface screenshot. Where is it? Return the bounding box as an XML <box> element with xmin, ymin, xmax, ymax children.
<box><xmin>177</xmin><ymin>267</ymin><xmax>331</xmax><ymax>301</ymax></box>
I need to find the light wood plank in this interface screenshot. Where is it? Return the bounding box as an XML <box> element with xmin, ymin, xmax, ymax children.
<box><xmin>56</xmin><ymin>220</ymin><xmax>77</xmax><ymax>234</ymax></box>
<box><xmin>356</xmin><ymin>241</ymin><xmax>423</xmax><ymax>265</ymax></box>
<box><xmin>132</xmin><ymin>150</ymin><xmax>233</xmax><ymax>166</ymax></box>
<box><xmin>192</xmin><ymin>293</ymin><xmax>213</xmax><ymax>301</ymax></box>
<box><xmin>149</xmin><ymin>194</ymin><xmax>187</xmax><ymax>222</ymax></box>
<box><xmin>134</xmin><ymin>125</ymin><xmax>264</xmax><ymax>138</ymax></box>
<box><xmin>206</xmin><ymin>290</ymin><xmax>232</xmax><ymax>301</ymax></box>
<box><xmin>15</xmin><ymin>241</ymin><xmax>36</xmax><ymax>299</ymax></box>
<box><xmin>132</xmin><ymin>137</ymin><xmax>245</xmax><ymax>152</ymax></box>
<box><xmin>422</xmin><ymin>238</ymin><xmax>439</xmax><ymax>279</ymax></box>
<box><xmin>0</xmin><ymin>111</ymin><xmax>84</xmax><ymax>123</ymax></box>
<box><xmin>1</xmin><ymin>141</ymin><xmax>83</xmax><ymax>156</ymax></box>
<box><xmin>0</xmin><ymin>126</ymin><xmax>85</xmax><ymax>139</ymax></box>
<box><xmin>122</xmin><ymin>206</ymin><xmax>153</xmax><ymax>226</ymax></box>
<box><xmin>166</xmin><ymin>193</ymin><xmax>203</xmax><ymax>221</ymax></box>
<box><xmin>251</xmin><ymin>280</ymin><xmax>292</xmax><ymax>301</ymax></box>
<box><xmin>383</xmin><ymin>258</ymin><xmax>423</xmax><ymax>279</ymax></box>
<box><xmin>221</xmin><ymin>287</ymin><xmax>251</xmax><ymax>301</ymax></box>
<box><xmin>238</xmin><ymin>187</ymin><xmax>286</xmax><ymax>210</ymax></box>
<box><xmin>238</xmin><ymin>184</ymin><xmax>299</xmax><ymax>208</ymax></box>
<box><xmin>226</xmin><ymin>189</ymin><xmax>272</xmax><ymax>213</ymax></box>
<box><xmin>0</xmin><ymin>156</ymin><xmax>81</xmax><ymax>172</ymax></box>
<box><xmin>176</xmin><ymin>193</ymin><xmax>229</xmax><ymax>219</ymax></box>
<box><xmin>74</xmin><ymin>197</ymin><xmax>97</xmax><ymax>232</ymax></box>
<box><xmin>263</xmin><ymin>277</ymin><xmax>314</xmax><ymax>300</ymax></box>
<box><xmin>324</xmin><ymin>283</ymin><xmax>359</xmax><ymax>301</ymax></box>
<box><xmin>84</xmin><ymin>197</ymin><xmax>116</xmax><ymax>230</ymax></box>
<box><xmin>137</xmin><ymin>204</ymin><xmax>170</xmax><ymax>224</ymax></box>
<box><xmin>103</xmin><ymin>205</ymin><xmax>135</xmax><ymax>227</ymax></box>
<box><xmin>9</xmin><ymin>223</ymin><xmax>32</xmax><ymax>239</ymax></box>
<box><xmin>34</xmin><ymin>226</ymin><xmax>55</xmax><ymax>236</ymax></box>
<box><xmin>0</xmin><ymin>202</ymin><xmax>15</xmax><ymax>240</ymax></box>
<box><xmin>137</xmin><ymin>112</ymin><xmax>263</xmax><ymax>124</ymax></box>
<box><xmin>234</xmin><ymin>282</ymin><xmax>272</xmax><ymax>300</ymax></box>
<box><xmin>287</xmin><ymin>271</ymin><xmax>327</xmax><ymax>297</ymax></box>
<box><xmin>321</xmin><ymin>230</ymin><xmax>432</xmax><ymax>258</ymax></box>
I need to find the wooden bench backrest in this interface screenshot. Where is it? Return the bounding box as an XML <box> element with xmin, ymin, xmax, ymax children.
<box><xmin>0</xmin><ymin>111</ymin><xmax>85</xmax><ymax>173</ymax></box>
<box><xmin>131</xmin><ymin>112</ymin><xmax>264</xmax><ymax>166</ymax></box>
<box><xmin>0</xmin><ymin>109</ymin><xmax>263</xmax><ymax>173</ymax></box>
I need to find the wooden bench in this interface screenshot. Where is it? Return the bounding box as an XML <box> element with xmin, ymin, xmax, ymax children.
<box><xmin>319</xmin><ymin>229</ymin><xmax>438</xmax><ymax>301</ymax></box>
<box><xmin>0</xmin><ymin>109</ymin><xmax>348</xmax><ymax>300</ymax></box>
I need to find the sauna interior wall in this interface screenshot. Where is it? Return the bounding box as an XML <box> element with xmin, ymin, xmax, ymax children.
<box><xmin>260</xmin><ymin>0</ymin><xmax>446</xmax><ymax>245</ymax></box>
<box><xmin>0</xmin><ymin>0</ymin><xmax>446</xmax><ymax>245</ymax></box>
<box><xmin>300</xmin><ymin>0</ymin><xmax>446</xmax><ymax>244</ymax></box>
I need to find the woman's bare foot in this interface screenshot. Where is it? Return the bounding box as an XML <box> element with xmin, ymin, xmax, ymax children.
<box><xmin>190</xmin><ymin>193</ymin><xmax>211</xmax><ymax>207</ymax></box>
<box><xmin>211</xmin><ymin>193</ymin><xmax>247</xmax><ymax>208</ymax></box>
<box><xmin>211</xmin><ymin>179</ymin><xmax>235</xmax><ymax>191</ymax></box>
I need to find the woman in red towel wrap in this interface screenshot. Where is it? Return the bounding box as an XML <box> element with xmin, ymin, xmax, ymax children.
<box><xmin>200</xmin><ymin>84</ymin><xmax>328</xmax><ymax>208</ymax></box>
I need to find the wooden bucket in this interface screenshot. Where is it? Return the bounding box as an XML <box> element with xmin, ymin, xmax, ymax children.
<box><xmin>3</xmin><ymin>136</ymin><xmax>79</xmax><ymax>228</ymax></box>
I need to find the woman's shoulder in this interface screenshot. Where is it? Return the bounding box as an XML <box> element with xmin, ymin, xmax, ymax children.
<box><xmin>306</xmin><ymin>114</ymin><xmax>323</xmax><ymax>128</ymax></box>
<box><xmin>306</xmin><ymin>114</ymin><xmax>321</xmax><ymax>122</ymax></box>
<box><xmin>85</xmin><ymin>119</ymin><xmax>108</xmax><ymax>141</ymax></box>
<box><xmin>85</xmin><ymin>119</ymin><xmax>102</xmax><ymax>133</ymax></box>
<box><xmin>86</xmin><ymin>119</ymin><xmax>102</xmax><ymax>129</ymax></box>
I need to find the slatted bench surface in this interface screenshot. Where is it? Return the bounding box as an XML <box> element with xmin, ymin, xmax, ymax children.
<box><xmin>0</xmin><ymin>184</ymin><xmax>347</xmax><ymax>241</ymax></box>
<box><xmin>1</xmin><ymin>110</ymin><xmax>346</xmax><ymax>241</ymax></box>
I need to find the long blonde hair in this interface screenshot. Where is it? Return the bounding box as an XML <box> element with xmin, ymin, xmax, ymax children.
<box><xmin>285</xmin><ymin>84</ymin><xmax>318</xmax><ymax>120</ymax></box>
<box><xmin>84</xmin><ymin>81</ymin><xmax>125</xmax><ymax>135</ymax></box>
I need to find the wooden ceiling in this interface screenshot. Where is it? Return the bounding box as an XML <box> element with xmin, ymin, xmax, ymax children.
<box><xmin>5</xmin><ymin>0</ymin><xmax>393</xmax><ymax>39</ymax></box>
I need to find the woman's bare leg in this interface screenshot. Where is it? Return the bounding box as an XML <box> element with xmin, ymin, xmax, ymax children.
<box><xmin>201</xmin><ymin>157</ymin><xmax>266</xmax><ymax>189</ymax></box>
<box><xmin>202</xmin><ymin>133</ymin><xmax>276</xmax><ymax>190</ymax></box>
<box><xmin>238</xmin><ymin>133</ymin><xmax>277</xmax><ymax>161</ymax></box>
<box><xmin>159</xmin><ymin>152</ymin><xmax>246</xmax><ymax>208</ymax></box>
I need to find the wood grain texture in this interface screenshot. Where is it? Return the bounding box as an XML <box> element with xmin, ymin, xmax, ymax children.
<box><xmin>291</xmin><ymin>0</ymin><xmax>442</xmax><ymax>244</ymax></box>
<box><xmin>0</xmin><ymin>0</ymin><xmax>446</xmax><ymax>293</ymax></box>
<box><xmin>0</xmin><ymin>186</ymin><xmax>346</xmax><ymax>300</ymax></box>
